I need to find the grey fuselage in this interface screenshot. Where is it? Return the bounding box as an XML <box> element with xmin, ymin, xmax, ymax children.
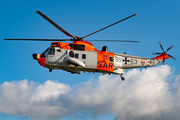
<box><xmin>41</xmin><ymin>47</ymin><xmax>161</xmax><ymax>75</ymax></box>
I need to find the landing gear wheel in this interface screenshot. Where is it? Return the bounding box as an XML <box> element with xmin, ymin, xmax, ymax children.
<box><xmin>121</xmin><ymin>77</ymin><xmax>125</xmax><ymax>81</ymax></box>
<box><xmin>49</xmin><ymin>69</ymin><xmax>52</xmax><ymax>72</ymax></box>
<box><xmin>120</xmin><ymin>74</ymin><xmax>125</xmax><ymax>81</ymax></box>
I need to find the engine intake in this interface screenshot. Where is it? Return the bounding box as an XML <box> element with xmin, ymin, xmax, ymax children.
<box><xmin>102</xmin><ymin>46</ymin><xmax>108</xmax><ymax>52</ymax></box>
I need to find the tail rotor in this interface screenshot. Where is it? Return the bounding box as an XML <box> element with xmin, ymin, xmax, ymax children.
<box><xmin>153</xmin><ymin>42</ymin><xmax>175</xmax><ymax>65</ymax></box>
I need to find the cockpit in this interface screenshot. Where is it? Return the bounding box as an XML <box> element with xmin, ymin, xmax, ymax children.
<box><xmin>41</xmin><ymin>47</ymin><xmax>58</xmax><ymax>58</ymax></box>
<box><xmin>48</xmin><ymin>47</ymin><xmax>55</xmax><ymax>55</ymax></box>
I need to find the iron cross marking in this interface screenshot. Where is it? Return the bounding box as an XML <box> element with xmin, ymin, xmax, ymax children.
<box><xmin>123</xmin><ymin>57</ymin><xmax>129</xmax><ymax>64</ymax></box>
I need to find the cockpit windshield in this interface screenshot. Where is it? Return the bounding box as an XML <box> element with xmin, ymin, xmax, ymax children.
<box><xmin>41</xmin><ymin>48</ymin><xmax>49</xmax><ymax>58</ymax></box>
<box><xmin>48</xmin><ymin>47</ymin><xmax>55</xmax><ymax>55</ymax></box>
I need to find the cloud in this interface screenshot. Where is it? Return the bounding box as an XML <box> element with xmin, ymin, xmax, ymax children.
<box><xmin>0</xmin><ymin>65</ymin><xmax>180</xmax><ymax>120</ymax></box>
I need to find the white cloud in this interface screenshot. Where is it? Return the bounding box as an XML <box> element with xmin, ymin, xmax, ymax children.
<box><xmin>0</xmin><ymin>65</ymin><xmax>180</xmax><ymax>120</ymax></box>
<box><xmin>31</xmin><ymin>80</ymin><xmax>71</xmax><ymax>101</ymax></box>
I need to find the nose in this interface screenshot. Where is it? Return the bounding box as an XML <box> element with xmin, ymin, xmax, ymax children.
<box><xmin>32</xmin><ymin>53</ymin><xmax>46</xmax><ymax>67</ymax></box>
<box><xmin>32</xmin><ymin>54</ymin><xmax>37</xmax><ymax>60</ymax></box>
<box><xmin>32</xmin><ymin>54</ymin><xmax>40</xmax><ymax>60</ymax></box>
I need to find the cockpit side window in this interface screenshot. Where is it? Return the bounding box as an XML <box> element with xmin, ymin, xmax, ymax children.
<box><xmin>57</xmin><ymin>49</ymin><xmax>61</xmax><ymax>52</ymax></box>
<box><xmin>48</xmin><ymin>47</ymin><xmax>55</xmax><ymax>55</ymax></box>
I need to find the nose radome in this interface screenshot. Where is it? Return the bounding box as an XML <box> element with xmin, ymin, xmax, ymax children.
<box><xmin>32</xmin><ymin>54</ymin><xmax>40</xmax><ymax>60</ymax></box>
<box><xmin>32</xmin><ymin>54</ymin><xmax>37</xmax><ymax>60</ymax></box>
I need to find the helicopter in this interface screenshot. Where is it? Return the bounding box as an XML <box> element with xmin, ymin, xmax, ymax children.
<box><xmin>5</xmin><ymin>11</ymin><xmax>175</xmax><ymax>81</ymax></box>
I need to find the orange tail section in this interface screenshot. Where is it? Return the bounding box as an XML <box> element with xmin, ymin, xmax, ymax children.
<box><xmin>153</xmin><ymin>53</ymin><xmax>169</xmax><ymax>60</ymax></box>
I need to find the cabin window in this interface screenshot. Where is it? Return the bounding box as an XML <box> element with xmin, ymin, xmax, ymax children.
<box><xmin>82</xmin><ymin>54</ymin><xmax>86</xmax><ymax>59</ymax></box>
<box><xmin>57</xmin><ymin>49</ymin><xmax>61</xmax><ymax>52</ymax></box>
<box><xmin>109</xmin><ymin>57</ymin><xmax>113</xmax><ymax>61</ymax></box>
<box><xmin>75</xmin><ymin>53</ymin><xmax>79</xmax><ymax>58</ymax></box>
<box><xmin>48</xmin><ymin>47</ymin><xmax>55</xmax><ymax>55</ymax></box>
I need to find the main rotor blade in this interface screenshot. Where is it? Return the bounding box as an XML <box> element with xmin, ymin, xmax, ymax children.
<box><xmin>85</xmin><ymin>40</ymin><xmax>139</xmax><ymax>43</ymax></box>
<box><xmin>4</xmin><ymin>38</ymin><xmax>72</xmax><ymax>41</ymax></box>
<box><xmin>36</xmin><ymin>11</ymin><xmax>75</xmax><ymax>39</ymax></box>
<box><xmin>166</xmin><ymin>45</ymin><xmax>174</xmax><ymax>52</ymax></box>
<box><xmin>81</xmin><ymin>14</ymin><xmax>137</xmax><ymax>39</ymax></box>
<box><xmin>4</xmin><ymin>39</ymin><xmax>139</xmax><ymax>42</ymax></box>
<box><xmin>158</xmin><ymin>42</ymin><xmax>165</xmax><ymax>52</ymax></box>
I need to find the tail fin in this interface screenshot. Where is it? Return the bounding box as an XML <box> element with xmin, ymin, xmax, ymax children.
<box><xmin>153</xmin><ymin>53</ymin><xmax>169</xmax><ymax>65</ymax></box>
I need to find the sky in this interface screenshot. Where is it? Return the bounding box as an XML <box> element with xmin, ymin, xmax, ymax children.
<box><xmin>0</xmin><ymin>0</ymin><xmax>180</xmax><ymax>120</ymax></box>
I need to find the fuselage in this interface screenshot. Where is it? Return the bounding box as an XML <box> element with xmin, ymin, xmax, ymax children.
<box><xmin>33</xmin><ymin>41</ymin><xmax>163</xmax><ymax>75</ymax></box>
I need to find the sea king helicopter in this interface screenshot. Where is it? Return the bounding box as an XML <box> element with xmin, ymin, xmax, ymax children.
<box><xmin>5</xmin><ymin>11</ymin><xmax>175</xmax><ymax>80</ymax></box>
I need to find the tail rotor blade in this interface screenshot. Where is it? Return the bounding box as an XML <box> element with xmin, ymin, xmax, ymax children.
<box><xmin>162</xmin><ymin>60</ymin><xmax>165</xmax><ymax>65</ymax></box>
<box><xmin>162</xmin><ymin>56</ymin><xmax>165</xmax><ymax>65</ymax></box>
<box><xmin>166</xmin><ymin>45</ymin><xmax>174</xmax><ymax>52</ymax></box>
<box><xmin>168</xmin><ymin>54</ymin><xmax>176</xmax><ymax>60</ymax></box>
<box><xmin>159</xmin><ymin>42</ymin><xmax>165</xmax><ymax>52</ymax></box>
<box><xmin>153</xmin><ymin>52</ymin><xmax>161</xmax><ymax>55</ymax></box>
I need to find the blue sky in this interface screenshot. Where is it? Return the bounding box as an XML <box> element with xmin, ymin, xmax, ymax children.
<box><xmin>0</xmin><ymin>0</ymin><xmax>180</xmax><ymax>120</ymax></box>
